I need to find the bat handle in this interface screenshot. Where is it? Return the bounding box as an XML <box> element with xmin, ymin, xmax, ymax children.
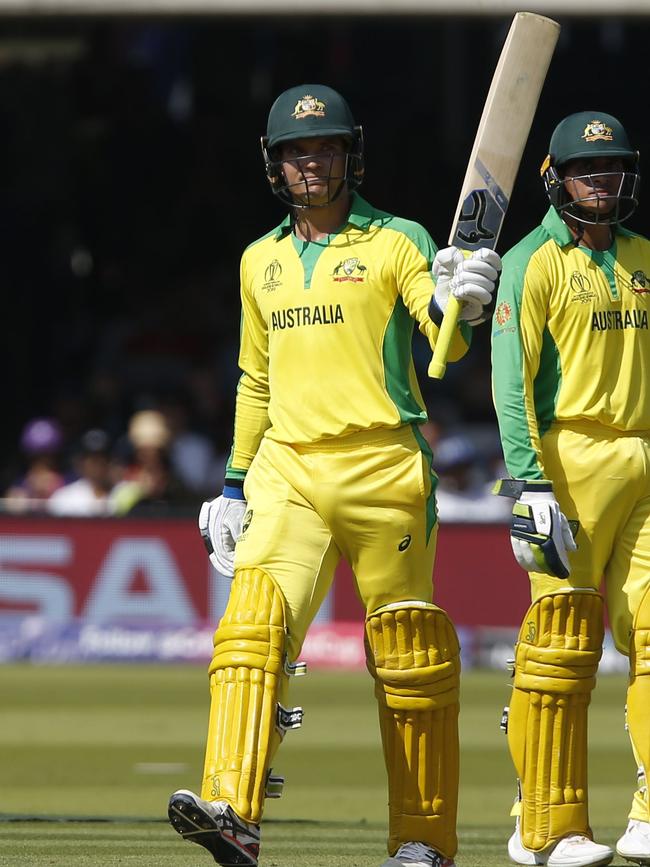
<box><xmin>429</xmin><ymin>296</ymin><xmax>462</xmax><ymax>380</ymax></box>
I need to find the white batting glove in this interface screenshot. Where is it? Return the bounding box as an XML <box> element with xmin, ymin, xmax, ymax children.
<box><xmin>433</xmin><ymin>247</ymin><xmax>501</xmax><ymax>325</ymax></box>
<box><xmin>198</xmin><ymin>493</ymin><xmax>247</xmax><ymax>576</ymax></box>
<box><xmin>495</xmin><ymin>479</ymin><xmax>577</xmax><ymax>579</ymax></box>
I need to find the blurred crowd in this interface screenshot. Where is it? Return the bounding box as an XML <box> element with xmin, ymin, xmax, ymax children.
<box><xmin>1</xmin><ymin>408</ymin><xmax>511</xmax><ymax>522</ymax></box>
<box><xmin>2</xmin><ymin>405</ymin><xmax>226</xmax><ymax>518</ymax></box>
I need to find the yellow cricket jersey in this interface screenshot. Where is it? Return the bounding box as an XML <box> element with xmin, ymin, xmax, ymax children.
<box><xmin>226</xmin><ymin>193</ymin><xmax>471</xmax><ymax>479</ymax></box>
<box><xmin>492</xmin><ymin>206</ymin><xmax>650</xmax><ymax>479</ymax></box>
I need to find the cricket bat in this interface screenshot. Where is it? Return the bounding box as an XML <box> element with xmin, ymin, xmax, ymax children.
<box><xmin>429</xmin><ymin>11</ymin><xmax>560</xmax><ymax>379</ymax></box>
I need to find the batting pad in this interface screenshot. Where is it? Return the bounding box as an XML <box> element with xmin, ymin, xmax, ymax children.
<box><xmin>201</xmin><ymin>567</ymin><xmax>290</xmax><ymax>823</ymax></box>
<box><xmin>508</xmin><ymin>590</ymin><xmax>604</xmax><ymax>851</ymax></box>
<box><xmin>365</xmin><ymin>602</ymin><xmax>460</xmax><ymax>859</ymax></box>
<box><xmin>627</xmin><ymin>585</ymin><xmax>650</xmax><ymax>822</ymax></box>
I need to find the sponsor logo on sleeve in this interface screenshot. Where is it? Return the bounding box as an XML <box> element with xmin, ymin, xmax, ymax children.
<box><xmin>492</xmin><ymin>300</ymin><xmax>517</xmax><ymax>337</ymax></box>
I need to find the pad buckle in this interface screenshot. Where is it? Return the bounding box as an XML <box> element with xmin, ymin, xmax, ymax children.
<box><xmin>277</xmin><ymin>703</ymin><xmax>304</xmax><ymax>733</ymax></box>
<box><xmin>500</xmin><ymin>705</ymin><xmax>509</xmax><ymax>734</ymax></box>
<box><xmin>265</xmin><ymin>768</ymin><xmax>285</xmax><ymax>799</ymax></box>
<box><xmin>284</xmin><ymin>656</ymin><xmax>307</xmax><ymax>677</ymax></box>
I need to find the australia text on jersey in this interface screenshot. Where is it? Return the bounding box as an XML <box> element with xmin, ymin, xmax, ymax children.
<box><xmin>591</xmin><ymin>309</ymin><xmax>648</xmax><ymax>331</ymax></box>
<box><xmin>271</xmin><ymin>304</ymin><xmax>344</xmax><ymax>331</ymax></box>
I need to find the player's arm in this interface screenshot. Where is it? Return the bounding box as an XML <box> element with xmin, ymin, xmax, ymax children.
<box><xmin>491</xmin><ymin>251</ymin><xmax>576</xmax><ymax>578</ymax></box>
<box><xmin>200</xmin><ymin>254</ymin><xmax>271</xmax><ymax>576</ymax></box>
<box><xmin>491</xmin><ymin>250</ymin><xmax>547</xmax><ymax>479</ymax></box>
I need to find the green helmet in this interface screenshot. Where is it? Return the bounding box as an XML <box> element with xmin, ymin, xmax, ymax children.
<box><xmin>541</xmin><ymin>111</ymin><xmax>640</xmax><ymax>225</ymax></box>
<box><xmin>261</xmin><ymin>84</ymin><xmax>364</xmax><ymax>208</ymax></box>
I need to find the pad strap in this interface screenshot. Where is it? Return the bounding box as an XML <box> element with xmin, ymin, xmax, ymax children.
<box><xmin>366</xmin><ymin>601</ymin><xmax>460</xmax><ymax>859</ymax></box>
<box><xmin>508</xmin><ymin>590</ymin><xmax>603</xmax><ymax>851</ymax></box>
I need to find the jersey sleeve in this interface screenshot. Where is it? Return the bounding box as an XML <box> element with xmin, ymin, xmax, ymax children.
<box><xmin>394</xmin><ymin>226</ymin><xmax>472</xmax><ymax>363</ymax></box>
<box><xmin>225</xmin><ymin>253</ymin><xmax>271</xmax><ymax>482</ymax></box>
<box><xmin>491</xmin><ymin>246</ymin><xmax>549</xmax><ymax>480</ymax></box>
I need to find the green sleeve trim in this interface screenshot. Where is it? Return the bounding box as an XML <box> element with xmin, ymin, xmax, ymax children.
<box><xmin>382</xmin><ymin>214</ymin><xmax>438</xmax><ymax>267</ymax></box>
<box><xmin>383</xmin><ymin>296</ymin><xmax>427</xmax><ymax>425</ymax></box>
<box><xmin>534</xmin><ymin>326</ymin><xmax>562</xmax><ymax>440</ymax></box>
<box><xmin>492</xmin><ymin>226</ymin><xmax>551</xmax><ymax>479</ymax></box>
<box><xmin>411</xmin><ymin>423</ymin><xmax>438</xmax><ymax>543</ymax></box>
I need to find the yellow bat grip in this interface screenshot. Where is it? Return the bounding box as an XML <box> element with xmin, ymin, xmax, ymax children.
<box><xmin>429</xmin><ymin>295</ymin><xmax>462</xmax><ymax>380</ymax></box>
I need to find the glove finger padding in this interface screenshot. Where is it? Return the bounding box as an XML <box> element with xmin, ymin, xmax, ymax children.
<box><xmin>431</xmin><ymin>246</ymin><xmax>465</xmax><ymax>279</ymax></box>
<box><xmin>469</xmin><ymin>247</ymin><xmax>502</xmax><ymax>274</ymax></box>
<box><xmin>431</xmin><ymin>247</ymin><xmax>466</xmax><ymax>318</ymax></box>
<box><xmin>451</xmin><ymin>249</ymin><xmax>501</xmax><ymax>324</ymax></box>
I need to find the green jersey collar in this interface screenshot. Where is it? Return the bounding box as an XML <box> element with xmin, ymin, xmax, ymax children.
<box><xmin>542</xmin><ymin>204</ymin><xmax>639</xmax><ymax>248</ymax></box>
<box><xmin>273</xmin><ymin>192</ymin><xmax>375</xmax><ymax>240</ymax></box>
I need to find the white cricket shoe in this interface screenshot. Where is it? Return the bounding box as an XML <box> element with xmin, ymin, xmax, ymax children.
<box><xmin>168</xmin><ymin>789</ymin><xmax>260</xmax><ymax>866</ymax></box>
<box><xmin>380</xmin><ymin>841</ymin><xmax>455</xmax><ymax>866</ymax></box>
<box><xmin>616</xmin><ymin>819</ymin><xmax>650</xmax><ymax>864</ymax></box>
<box><xmin>546</xmin><ymin>836</ymin><xmax>614</xmax><ymax>867</ymax></box>
<box><xmin>508</xmin><ymin>820</ymin><xmax>613</xmax><ymax>867</ymax></box>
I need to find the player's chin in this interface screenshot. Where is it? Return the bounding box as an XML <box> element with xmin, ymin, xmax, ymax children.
<box><xmin>293</xmin><ymin>187</ymin><xmax>330</xmax><ymax>206</ymax></box>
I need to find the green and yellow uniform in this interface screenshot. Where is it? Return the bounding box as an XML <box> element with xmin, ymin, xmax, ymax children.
<box><xmin>203</xmin><ymin>192</ymin><xmax>468</xmax><ymax>859</ymax></box>
<box><xmin>228</xmin><ymin>191</ymin><xmax>470</xmax><ymax>473</ymax></box>
<box><xmin>492</xmin><ymin>205</ymin><xmax>650</xmax><ymax>847</ymax></box>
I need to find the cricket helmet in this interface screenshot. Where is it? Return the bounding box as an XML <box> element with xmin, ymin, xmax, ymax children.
<box><xmin>261</xmin><ymin>84</ymin><xmax>364</xmax><ymax>207</ymax></box>
<box><xmin>541</xmin><ymin>111</ymin><xmax>640</xmax><ymax>225</ymax></box>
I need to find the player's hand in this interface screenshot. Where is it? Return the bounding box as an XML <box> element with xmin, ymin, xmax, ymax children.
<box><xmin>494</xmin><ymin>479</ymin><xmax>577</xmax><ymax>579</ymax></box>
<box><xmin>198</xmin><ymin>493</ymin><xmax>247</xmax><ymax>576</ymax></box>
<box><xmin>432</xmin><ymin>247</ymin><xmax>501</xmax><ymax>325</ymax></box>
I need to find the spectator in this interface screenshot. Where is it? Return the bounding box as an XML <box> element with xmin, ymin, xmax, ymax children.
<box><xmin>112</xmin><ymin>409</ymin><xmax>194</xmax><ymax>516</ymax></box>
<box><xmin>3</xmin><ymin>418</ymin><xmax>66</xmax><ymax>513</ymax></box>
<box><xmin>48</xmin><ymin>429</ymin><xmax>117</xmax><ymax>517</ymax></box>
<box><xmin>434</xmin><ymin>434</ymin><xmax>512</xmax><ymax>524</ymax></box>
<box><xmin>159</xmin><ymin>391</ymin><xmax>225</xmax><ymax>496</ymax></box>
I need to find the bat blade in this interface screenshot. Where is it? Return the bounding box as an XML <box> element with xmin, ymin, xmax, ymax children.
<box><xmin>429</xmin><ymin>12</ymin><xmax>560</xmax><ymax>379</ymax></box>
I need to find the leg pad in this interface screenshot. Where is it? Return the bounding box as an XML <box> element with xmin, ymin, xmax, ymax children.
<box><xmin>365</xmin><ymin>601</ymin><xmax>460</xmax><ymax>859</ymax></box>
<box><xmin>508</xmin><ymin>590</ymin><xmax>604</xmax><ymax>851</ymax></box>
<box><xmin>627</xmin><ymin>585</ymin><xmax>650</xmax><ymax>822</ymax></box>
<box><xmin>201</xmin><ymin>568</ymin><xmax>289</xmax><ymax>823</ymax></box>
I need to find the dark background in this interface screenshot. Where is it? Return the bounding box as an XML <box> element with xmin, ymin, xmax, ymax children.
<box><xmin>1</xmin><ymin>14</ymin><xmax>646</xmax><ymax>490</ymax></box>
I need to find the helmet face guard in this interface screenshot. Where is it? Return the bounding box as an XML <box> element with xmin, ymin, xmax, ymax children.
<box><xmin>261</xmin><ymin>128</ymin><xmax>364</xmax><ymax>209</ymax></box>
<box><xmin>543</xmin><ymin>161</ymin><xmax>640</xmax><ymax>225</ymax></box>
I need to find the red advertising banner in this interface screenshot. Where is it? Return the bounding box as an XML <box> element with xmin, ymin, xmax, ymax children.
<box><xmin>0</xmin><ymin>517</ymin><xmax>529</xmax><ymax>627</ymax></box>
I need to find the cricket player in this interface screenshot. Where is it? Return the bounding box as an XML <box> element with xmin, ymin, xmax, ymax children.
<box><xmin>167</xmin><ymin>84</ymin><xmax>500</xmax><ymax>867</ymax></box>
<box><xmin>491</xmin><ymin>111</ymin><xmax>650</xmax><ymax>867</ymax></box>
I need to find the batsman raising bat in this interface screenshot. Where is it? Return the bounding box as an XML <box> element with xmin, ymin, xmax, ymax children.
<box><xmin>166</xmin><ymin>83</ymin><xmax>499</xmax><ymax>867</ymax></box>
<box><xmin>492</xmin><ymin>111</ymin><xmax>650</xmax><ymax>867</ymax></box>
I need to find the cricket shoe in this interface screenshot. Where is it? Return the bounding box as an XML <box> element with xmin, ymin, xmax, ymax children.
<box><xmin>508</xmin><ymin>820</ymin><xmax>613</xmax><ymax>867</ymax></box>
<box><xmin>380</xmin><ymin>840</ymin><xmax>456</xmax><ymax>867</ymax></box>
<box><xmin>168</xmin><ymin>789</ymin><xmax>260</xmax><ymax>866</ymax></box>
<box><xmin>616</xmin><ymin>819</ymin><xmax>650</xmax><ymax>864</ymax></box>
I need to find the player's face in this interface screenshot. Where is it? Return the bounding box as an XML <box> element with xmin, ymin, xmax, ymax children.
<box><xmin>278</xmin><ymin>136</ymin><xmax>348</xmax><ymax>206</ymax></box>
<box><xmin>561</xmin><ymin>156</ymin><xmax>628</xmax><ymax>215</ymax></box>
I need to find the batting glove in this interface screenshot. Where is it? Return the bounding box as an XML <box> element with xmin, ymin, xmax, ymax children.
<box><xmin>431</xmin><ymin>247</ymin><xmax>501</xmax><ymax>325</ymax></box>
<box><xmin>494</xmin><ymin>478</ymin><xmax>578</xmax><ymax>579</ymax></box>
<box><xmin>198</xmin><ymin>488</ymin><xmax>247</xmax><ymax>576</ymax></box>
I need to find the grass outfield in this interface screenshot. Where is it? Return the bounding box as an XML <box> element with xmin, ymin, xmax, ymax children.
<box><xmin>0</xmin><ymin>664</ymin><xmax>634</xmax><ymax>866</ymax></box>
